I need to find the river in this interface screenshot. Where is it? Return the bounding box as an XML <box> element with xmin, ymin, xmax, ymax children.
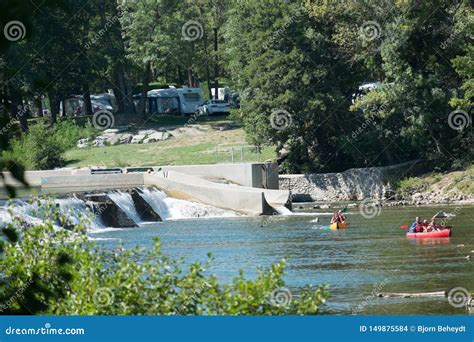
<box><xmin>90</xmin><ymin>204</ymin><xmax>474</xmax><ymax>315</ymax></box>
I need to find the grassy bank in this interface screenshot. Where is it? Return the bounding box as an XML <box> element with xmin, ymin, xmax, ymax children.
<box><xmin>396</xmin><ymin>165</ymin><xmax>474</xmax><ymax>199</ymax></box>
<box><xmin>65</xmin><ymin>124</ymin><xmax>276</xmax><ymax>168</ymax></box>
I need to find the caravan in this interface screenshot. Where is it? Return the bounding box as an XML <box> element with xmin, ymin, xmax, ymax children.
<box><xmin>176</xmin><ymin>87</ymin><xmax>203</xmax><ymax>114</ymax></box>
<box><xmin>135</xmin><ymin>87</ymin><xmax>203</xmax><ymax>115</ymax></box>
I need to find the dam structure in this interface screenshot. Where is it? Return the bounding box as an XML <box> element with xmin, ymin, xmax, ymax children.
<box><xmin>0</xmin><ymin>163</ymin><xmax>292</xmax><ymax>229</ymax></box>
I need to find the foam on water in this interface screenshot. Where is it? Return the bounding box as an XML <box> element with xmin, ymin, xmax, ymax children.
<box><xmin>138</xmin><ymin>187</ymin><xmax>239</xmax><ymax>220</ymax></box>
<box><xmin>107</xmin><ymin>191</ymin><xmax>143</xmax><ymax>224</ymax></box>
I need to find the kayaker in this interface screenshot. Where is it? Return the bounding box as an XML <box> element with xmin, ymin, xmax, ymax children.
<box><xmin>409</xmin><ymin>217</ymin><xmax>422</xmax><ymax>233</ymax></box>
<box><xmin>330</xmin><ymin>210</ymin><xmax>346</xmax><ymax>224</ymax></box>
<box><xmin>428</xmin><ymin>214</ymin><xmax>439</xmax><ymax>231</ymax></box>
<box><xmin>338</xmin><ymin>210</ymin><xmax>346</xmax><ymax>224</ymax></box>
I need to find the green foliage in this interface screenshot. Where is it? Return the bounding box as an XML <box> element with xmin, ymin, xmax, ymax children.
<box><xmin>0</xmin><ymin>201</ymin><xmax>328</xmax><ymax>315</ymax></box>
<box><xmin>224</xmin><ymin>0</ymin><xmax>473</xmax><ymax>172</ymax></box>
<box><xmin>3</xmin><ymin>122</ymin><xmax>65</xmax><ymax>170</ymax></box>
<box><xmin>54</xmin><ymin>120</ymin><xmax>98</xmax><ymax>150</ymax></box>
<box><xmin>397</xmin><ymin>177</ymin><xmax>428</xmax><ymax>197</ymax></box>
<box><xmin>3</xmin><ymin>120</ymin><xmax>99</xmax><ymax>170</ymax></box>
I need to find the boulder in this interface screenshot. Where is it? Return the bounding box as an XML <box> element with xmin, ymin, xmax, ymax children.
<box><xmin>131</xmin><ymin>134</ymin><xmax>146</xmax><ymax>144</ymax></box>
<box><xmin>147</xmin><ymin>131</ymin><xmax>170</xmax><ymax>141</ymax></box>
<box><xmin>103</xmin><ymin>126</ymin><xmax>129</xmax><ymax>134</ymax></box>
<box><xmin>143</xmin><ymin>137</ymin><xmax>157</xmax><ymax>144</ymax></box>
<box><xmin>77</xmin><ymin>138</ymin><xmax>89</xmax><ymax>149</ymax></box>
<box><xmin>138</xmin><ymin>129</ymin><xmax>158</xmax><ymax>136</ymax></box>
<box><xmin>106</xmin><ymin>134</ymin><xmax>121</xmax><ymax>146</ymax></box>
<box><xmin>93</xmin><ymin>136</ymin><xmax>107</xmax><ymax>147</ymax></box>
<box><xmin>119</xmin><ymin>133</ymin><xmax>133</xmax><ymax>144</ymax></box>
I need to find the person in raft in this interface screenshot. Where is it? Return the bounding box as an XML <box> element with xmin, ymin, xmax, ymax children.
<box><xmin>330</xmin><ymin>210</ymin><xmax>346</xmax><ymax>224</ymax></box>
<box><xmin>426</xmin><ymin>214</ymin><xmax>439</xmax><ymax>232</ymax></box>
<box><xmin>409</xmin><ymin>217</ymin><xmax>422</xmax><ymax>233</ymax></box>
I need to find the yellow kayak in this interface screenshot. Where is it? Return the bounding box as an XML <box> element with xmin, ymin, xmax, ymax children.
<box><xmin>330</xmin><ymin>222</ymin><xmax>348</xmax><ymax>230</ymax></box>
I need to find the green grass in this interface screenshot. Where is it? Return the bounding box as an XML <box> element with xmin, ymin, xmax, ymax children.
<box><xmin>64</xmin><ymin>126</ymin><xmax>275</xmax><ymax>167</ymax></box>
<box><xmin>396</xmin><ymin>164</ymin><xmax>474</xmax><ymax>197</ymax></box>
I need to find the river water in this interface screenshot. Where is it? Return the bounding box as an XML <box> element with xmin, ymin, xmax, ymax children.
<box><xmin>91</xmin><ymin>204</ymin><xmax>474</xmax><ymax>315</ymax></box>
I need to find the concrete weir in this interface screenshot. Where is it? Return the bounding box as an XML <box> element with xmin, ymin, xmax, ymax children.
<box><xmin>32</xmin><ymin>163</ymin><xmax>291</xmax><ymax>216</ymax></box>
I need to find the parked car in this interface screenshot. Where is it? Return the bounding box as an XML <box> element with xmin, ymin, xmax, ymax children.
<box><xmin>198</xmin><ymin>99</ymin><xmax>230</xmax><ymax>115</ymax></box>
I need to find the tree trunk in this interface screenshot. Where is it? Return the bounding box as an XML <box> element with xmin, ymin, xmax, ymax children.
<box><xmin>138</xmin><ymin>62</ymin><xmax>151</xmax><ymax>118</ymax></box>
<box><xmin>188</xmin><ymin>68</ymin><xmax>193</xmax><ymax>87</ymax></box>
<box><xmin>203</xmin><ymin>29</ymin><xmax>213</xmax><ymax>100</ymax></box>
<box><xmin>18</xmin><ymin>102</ymin><xmax>29</xmax><ymax>133</ymax></box>
<box><xmin>83</xmin><ymin>86</ymin><xmax>93</xmax><ymax>116</ymax></box>
<box><xmin>213</xmin><ymin>27</ymin><xmax>219</xmax><ymax>99</ymax></box>
<box><xmin>60</xmin><ymin>95</ymin><xmax>67</xmax><ymax>117</ymax></box>
<box><xmin>34</xmin><ymin>96</ymin><xmax>43</xmax><ymax>117</ymax></box>
<box><xmin>48</xmin><ymin>91</ymin><xmax>59</xmax><ymax>123</ymax></box>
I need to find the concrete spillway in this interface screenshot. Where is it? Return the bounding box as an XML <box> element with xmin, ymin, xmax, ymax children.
<box><xmin>0</xmin><ymin>187</ymin><xmax>240</xmax><ymax>230</ymax></box>
<box><xmin>32</xmin><ymin>163</ymin><xmax>291</xmax><ymax>216</ymax></box>
<box><xmin>143</xmin><ymin>171</ymin><xmax>290</xmax><ymax>215</ymax></box>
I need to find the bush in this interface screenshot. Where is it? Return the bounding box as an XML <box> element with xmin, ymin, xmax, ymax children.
<box><xmin>0</xmin><ymin>201</ymin><xmax>328</xmax><ymax>315</ymax></box>
<box><xmin>3</xmin><ymin>122</ymin><xmax>65</xmax><ymax>170</ymax></box>
<box><xmin>2</xmin><ymin>119</ymin><xmax>99</xmax><ymax>170</ymax></box>
<box><xmin>54</xmin><ymin>119</ymin><xmax>98</xmax><ymax>150</ymax></box>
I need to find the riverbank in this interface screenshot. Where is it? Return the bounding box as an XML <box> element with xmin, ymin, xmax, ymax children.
<box><xmin>64</xmin><ymin>118</ymin><xmax>276</xmax><ymax>167</ymax></box>
<box><xmin>280</xmin><ymin>163</ymin><xmax>473</xmax><ymax>206</ymax></box>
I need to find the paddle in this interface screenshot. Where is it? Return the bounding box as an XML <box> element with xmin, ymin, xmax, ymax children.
<box><xmin>400</xmin><ymin>225</ymin><xmax>409</xmax><ymax>229</ymax></box>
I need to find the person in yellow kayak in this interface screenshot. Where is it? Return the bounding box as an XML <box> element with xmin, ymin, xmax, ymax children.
<box><xmin>330</xmin><ymin>210</ymin><xmax>346</xmax><ymax>224</ymax></box>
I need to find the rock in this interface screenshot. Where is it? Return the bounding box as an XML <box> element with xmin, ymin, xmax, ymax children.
<box><xmin>138</xmin><ymin>129</ymin><xmax>158</xmax><ymax>136</ymax></box>
<box><xmin>320</xmin><ymin>204</ymin><xmax>331</xmax><ymax>209</ymax></box>
<box><xmin>77</xmin><ymin>138</ymin><xmax>89</xmax><ymax>148</ymax></box>
<box><xmin>143</xmin><ymin>137</ymin><xmax>157</xmax><ymax>144</ymax></box>
<box><xmin>103</xmin><ymin>126</ymin><xmax>129</xmax><ymax>134</ymax></box>
<box><xmin>119</xmin><ymin>133</ymin><xmax>133</xmax><ymax>144</ymax></box>
<box><xmin>312</xmin><ymin>205</ymin><xmax>320</xmax><ymax>209</ymax></box>
<box><xmin>93</xmin><ymin>136</ymin><xmax>107</xmax><ymax>147</ymax></box>
<box><xmin>347</xmin><ymin>203</ymin><xmax>357</xmax><ymax>208</ymax></box>
<box><xmin>106</xmin><ymin>134</ymin><xmax>121</xmax><ymax>145</ymax></box>
<box><xmin>131</xmin><ymin>135</ymin><xmax>145</xmax><ymax>144</ymax></box>
<box><xmin>147</xmin><ymin>131</ymin><xmax>170</xmax><ymax>141</ymax></box>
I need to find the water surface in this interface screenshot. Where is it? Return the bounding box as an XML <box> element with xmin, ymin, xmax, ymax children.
<box><xmin>92</xmin><ymin>205</ymin><xmax>474</xmax><ymax>315</ymax></box>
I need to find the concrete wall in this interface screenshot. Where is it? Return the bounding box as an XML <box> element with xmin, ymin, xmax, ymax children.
<box><xmin>2</xmin><ymin>162</ymin><xmax>280</xmax><ymax>189</ymax></box>
<box><xmin>144</xmin><ymin>171</ymin><xmax>275</xmax><ymax>215</ymax></box>
<box><xmin>41</xmin><ymin>174</ymin><xmax>144</xmax><ymax>193</ymax></box>
<box><xmin>158</xmin><ymin>162</ymin><xmax>279</xmax><ymax>189</ymax></box>
<box><xmin>279</xmin><ymin>161</ymin><xmax>423</xmax><ymax>202</ymax></box>
<box><xmin>2</xmin><ymin>169</ymin><xmax>91</xmax><ymax>187</ymax></box>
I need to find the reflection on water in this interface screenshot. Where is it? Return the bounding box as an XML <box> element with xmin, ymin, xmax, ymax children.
<box><xmin>91</xmin><ymin>205</ymin><xmax>474</xmax><ymax>315</ymax></box>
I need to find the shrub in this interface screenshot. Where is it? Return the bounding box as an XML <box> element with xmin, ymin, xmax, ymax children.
<box><xmin>397</xmin><ymin>177</ymin><xmax>428</xmax><ymax>197</ymax></box>
<box><xmin>3</xmin><ymin>121</ymin><xmax>65</xmax><ymax>170</ymax></box>
<box><xmin>2</xmin><ymin>119</ymin><xmax>99</xmax><ymax>170</ymax></box>
<box><xmin>54</xmin><ymin>119</ymin><xmax>98</xmax><ymax>150</ymax></box>
<box><xmin>0</xmin><ymin>201</ymin><xmax>328</xmax><ymax>315</ymax></box>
